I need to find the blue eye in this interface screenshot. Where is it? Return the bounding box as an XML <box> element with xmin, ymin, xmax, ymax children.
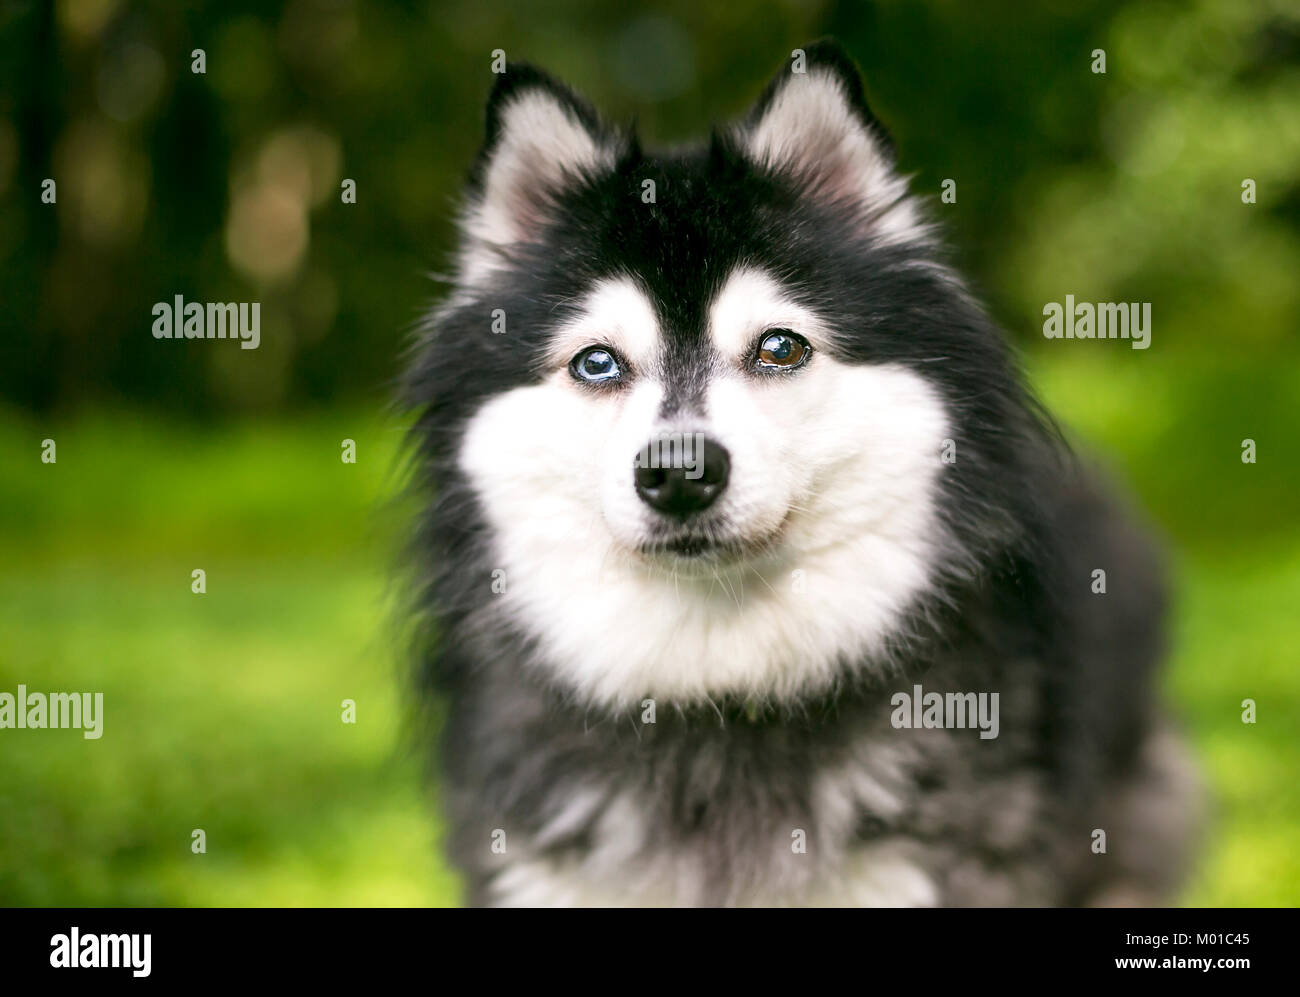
<box><xmin>571</xmin><ymin>347</ymin><xmax>622</xmax><ymax>384</ymax></box>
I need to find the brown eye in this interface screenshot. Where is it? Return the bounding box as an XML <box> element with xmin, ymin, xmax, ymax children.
<box><xmin>755</xmin><ymin>329</ymin><xmax>811</xmax><ymax>371</ymax></box>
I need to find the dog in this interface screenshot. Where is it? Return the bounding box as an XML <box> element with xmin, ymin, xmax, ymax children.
<box><xmin>402</xmin><ymin>40</ymin><xmax>1200</xmax><ymax>906</ymax></box>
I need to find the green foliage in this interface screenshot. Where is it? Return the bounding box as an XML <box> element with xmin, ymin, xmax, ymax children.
<box><xmin>3</xmin><ymin>1</ymin><xmax>1294</xmax><ymax>407</ymax></box>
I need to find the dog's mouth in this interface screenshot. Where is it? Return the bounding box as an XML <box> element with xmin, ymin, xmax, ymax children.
<box><xmin>634</xmin><ymin>515</ymin><xmax>791</xmax><ymax>567</ymax></box>
<box><xmin>651</xmin><ymin>533</ymin><xmax>733</xmax><ymax>559</ymax></box>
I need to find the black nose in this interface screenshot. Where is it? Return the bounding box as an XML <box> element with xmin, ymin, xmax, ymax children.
<box><xmin>634</xmin><ymin>435</ymin><xmax>730</xmax><ymax>517</ymax></box>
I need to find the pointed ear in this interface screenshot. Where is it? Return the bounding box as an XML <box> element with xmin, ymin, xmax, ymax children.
<box><xmin>738</xmin><ymin>41</ymin><xmax>922</xmax><ymax>244</ymax></box>
<box><xmin>461</xmin><ymin>64</ymin><xmax>616</xmax><ymax>269</ymax></box>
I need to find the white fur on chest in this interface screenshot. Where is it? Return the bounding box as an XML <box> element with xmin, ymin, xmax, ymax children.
<box><xmin>483</xmin><ymin>740</ymin><xmax>938</xmax><ymax>908</ymax></box>
<box><xmin>486</xmin><ymin>842</ymin><xmax>938</xmax><ymax>908</ymax></box>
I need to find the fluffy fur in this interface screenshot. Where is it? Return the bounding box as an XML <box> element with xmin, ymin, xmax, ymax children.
<box><xmin>402</xmin><ymin>40</ymin><xmax>1200</xmax><ymax>906</ymax></box>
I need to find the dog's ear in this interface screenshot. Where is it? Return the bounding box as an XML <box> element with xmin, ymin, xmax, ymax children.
<box><xmin>461</xmin><ymin>63</ymin><xmax>616</xmax><ymax>267</ymax></box>
<box><xmin>737</xmin><ymin>40</ymin><xmax>921</xmax><ymax>243</ymax></box>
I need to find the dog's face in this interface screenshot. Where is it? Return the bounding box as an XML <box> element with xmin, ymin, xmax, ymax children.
<box><xmin>422</xmin><ymin>44</ymin><xmax>1022</xmax><ymax>709</ymax></box>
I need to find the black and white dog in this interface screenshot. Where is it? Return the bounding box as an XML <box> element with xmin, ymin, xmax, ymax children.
<box><xmin>403</xmin><ymin>41</ymin><xmax>1199</xmax><ymax>906</ymax></box>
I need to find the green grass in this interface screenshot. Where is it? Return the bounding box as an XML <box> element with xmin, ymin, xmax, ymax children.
<box><xmin>1</xmin><ymin>352</ymin><xmax>1297</xmax><ymax>905</ymax></box>
<box><xmin>0</xmin><ymin>408</ymin><xmax>460</xmax><ymax>905</ymax></box>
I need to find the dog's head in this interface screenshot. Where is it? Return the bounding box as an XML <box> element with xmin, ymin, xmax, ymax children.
<box><xmin>410</xmin><ymin>42</ymin><xmax>1037</xmax><ymax>709</ymax></box>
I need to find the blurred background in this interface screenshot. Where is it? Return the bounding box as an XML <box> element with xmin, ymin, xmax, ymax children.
<box><xmin>0</xmin><ymin>0</ymin><xmax>1297</xmax><ymax>905</ymax></box>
